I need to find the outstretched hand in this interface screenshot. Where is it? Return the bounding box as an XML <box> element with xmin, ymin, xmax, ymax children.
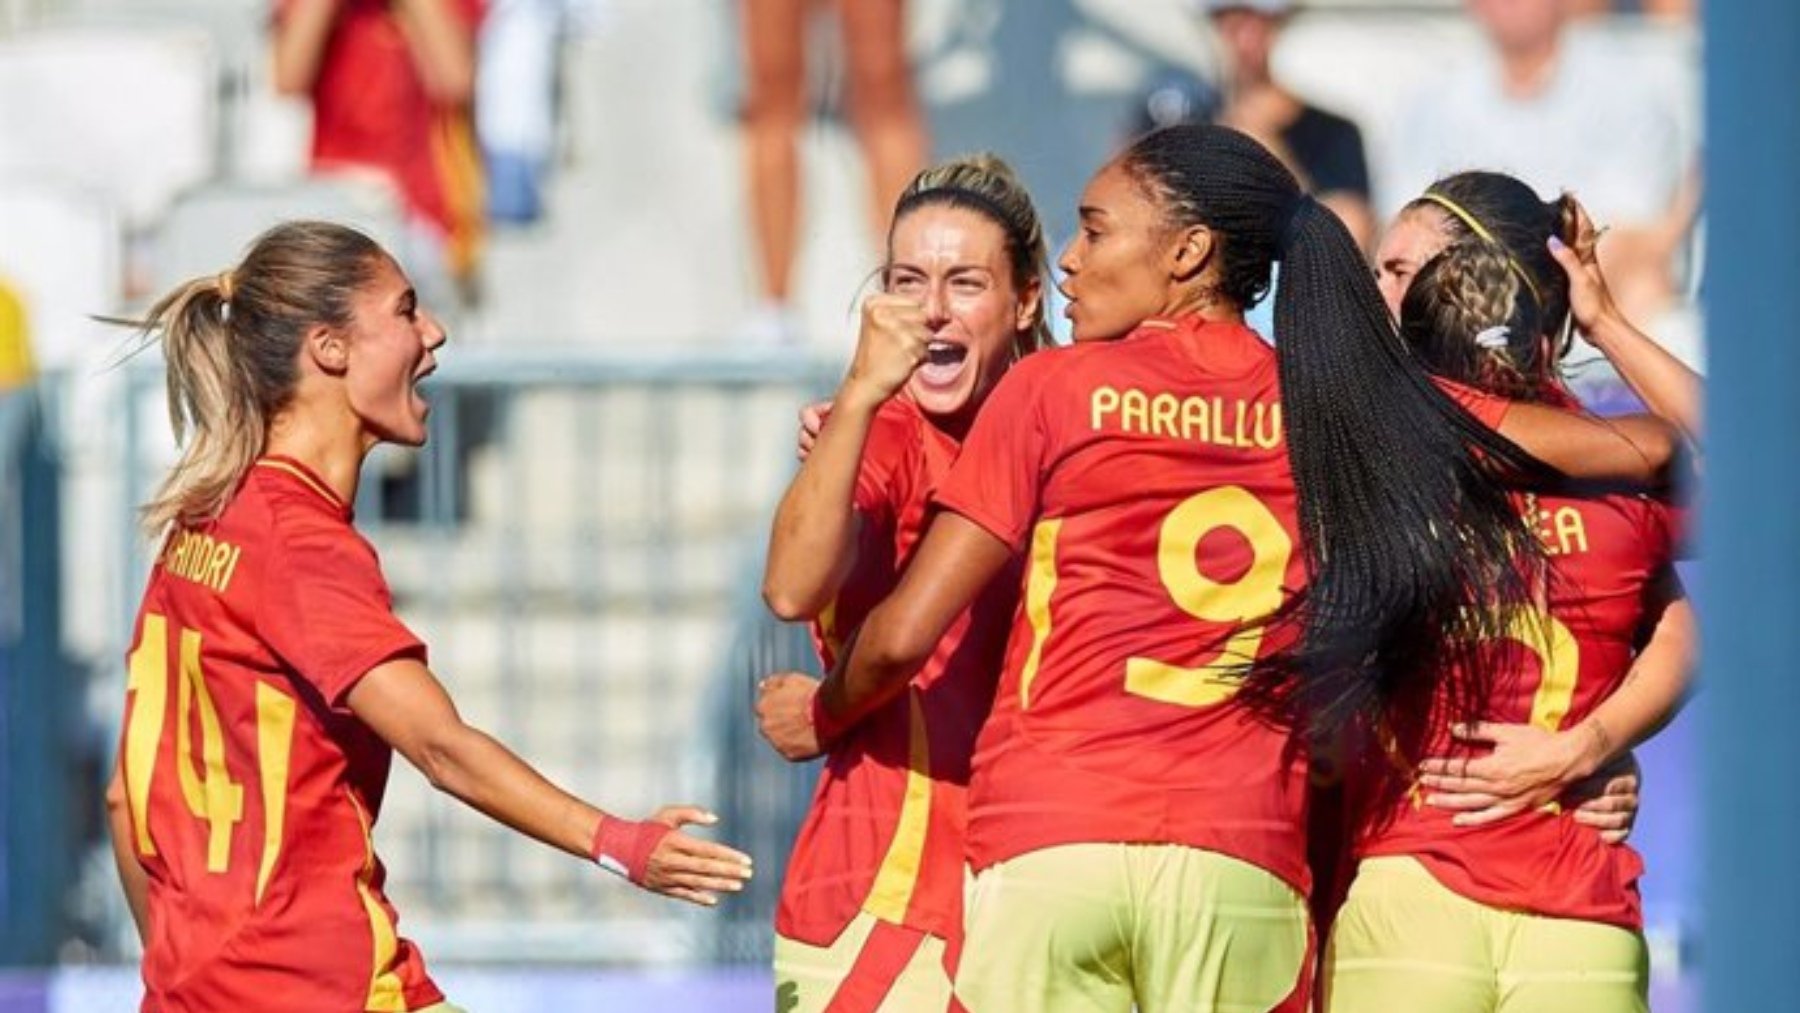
<box><xmin>618</xmin><ymin>806</ymin><xmax>755</xmax><ymax>908</ymax></box>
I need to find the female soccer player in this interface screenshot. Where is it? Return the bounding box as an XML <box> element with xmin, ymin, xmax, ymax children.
<box><xmin>1374</xmin><ymin>172</ymin><xmax>1703</xmax><ymax>836</ymax></box>
<box><xmin>760</xmin><ymin>124</ymin><xmax>1682</xmax><ymax>1012</ymax></box>
<box><xmin>103</xmin><ymin>222</ymin><xmax>753</xmax><ymax>1012</ymax></box>
<box><xmin>1318</xmin><ymin>173</ymin><xmax>1700</xmax><ymax>1013</ymax></box>
<box><xmin>755</xmin><ymin>154</ymin><xmax>1048</xmax><ymax>1012</ymax></box>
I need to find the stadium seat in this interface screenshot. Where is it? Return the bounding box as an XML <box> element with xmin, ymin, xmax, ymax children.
<box><xmin>0</xmin><ymin>25</ymin><xmax>217</xmax><ymax>228</ymax></box>
<box><xmin>149</xmin><ymin>178</ymin><xmax>408</xmax><ymax>292</ymax></box>
<box><xmin>0</xmin><ymin>181</ymin><xmax>121</xmax><ymax>372</ymax></box>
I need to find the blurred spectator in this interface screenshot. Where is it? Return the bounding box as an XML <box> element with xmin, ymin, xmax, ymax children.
<box><xmin>740</xmin><ymin>0</ymin><xmax>928</xmax><ymax>346</ymax></box>
<box><xmin>272</xmin><ymin>0</ymin><xmax>487</xmax><ymax>306</ymax></box>
<box><xmin>1387</xmin><ymin>0</ymin><xmax>1697</xmax><ymax>326</ymax></box>
<box><xmin>1136</xmin><ymin>0</ymin><xmax>1375</xmax><ymax>251</ymax></box>
<box><xmin>478</xmin><ymin>0</ymin><xmax>563</xmax><ymax>225</ymax></box>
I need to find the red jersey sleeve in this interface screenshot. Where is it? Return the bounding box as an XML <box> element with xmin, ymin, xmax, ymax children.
<box><xmin>931</xmin><ymin>355</ymin><xmax>1060</xmax><ymax>551</ymax></box>
<box><xmin>1435</xmin><ymin>377</ymin><xmax>1513</xmax><ymax>431</ymax></box>
<box><xmin>261</xmin><ymin>518</ymin><xmax>426</xmax><ymax>707</ymax></box>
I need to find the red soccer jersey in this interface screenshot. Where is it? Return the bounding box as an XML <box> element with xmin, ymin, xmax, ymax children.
<box><xmin>1355</xmin><ymin>468</ymin><xmax>1681</xmax><ymax>930</ymax></box>
<box><xmin>120</xmin><ymin>457</ymin><xmax>440</xmax><ymax>1012</ymax></box>
<box><xmin>777</xmin><ymin>397</ymin><xmax>1017</xmax><ymax>947</ymax></box>
<box><xmin>932</xmin><ymin>315</ymin><xmax>1317</xmax><ymax>890</ymax></box>
<box><xmin>1437</xmin><ymin>376</ymin><xmax>1513</xmax><ymax>431</ymax></box>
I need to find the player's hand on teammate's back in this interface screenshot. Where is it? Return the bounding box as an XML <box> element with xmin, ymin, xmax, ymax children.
<box><xmin>1564</xmin><ymin>753</ymin><xmax>1642</xmax><ymax>845</ymax></box>
<box><xmin>1417</xmin><ymin>720</ymin><xmax>1615</xmax><ymax>829</ymax></box>
<box><xmin>842</xmin><ymin>294</ymin><xmax>931</xmax><ymax>409</ymax></box>
<box><xmin>627</xmin><ymin>806</ymin><xmax>756</xmax><ymax>908</ymax></box>
<box><xmin>796</xmin><ymin>400</ymin><xmax>831</xmax><ymax>461</ymax></box>
<box><xmin>754</xmin><ymin>672</ymin><xmax>825</xmax><ymax>762</ymax></box>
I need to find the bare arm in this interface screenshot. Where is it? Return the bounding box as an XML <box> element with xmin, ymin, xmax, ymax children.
<box><xmin>762</xmin><ymin>295</ymin><xmax>931</xmax><ymax>619</ymax></box>
<box><xmin>761</xmin><ymin>400</ymin><xmax>870</xmax><ymax>619</ymax></box>
<box><xmin>269</xmin><ymin>0</ymin><xmax>342</xmax><ymax>96</ymax></box>
<box><xmin>1573</xmin><ymin>587</ymin><xmax>1696</xmax><ymax>760</ymax></box>
<box><xmin>351</xmin><ymin>659</ymin><xmax>597</xmax><ymax>857</ymax></box>
<box><xmin>393</xmin><ymin>0</ymin><xmax>478</xmax><ymax>105</ymax></box>
<box><xmin>1584</xmin><ymin>315</ymin><xmax>1702</xmax><ymax>443</ymax></box>
<box><xmin>348</xmin><ymin>658</ymin><xmax>752</xmax><ymax>905</ymax></box>
<box><xmin>105</xmin><ymin>764</ymin><xmax>150</xmax><ymax>943</ymax></box>
<box><xmin>822</xmin><ymin>513</ymin><xmax>1014</xmax><ymax>726</ymax></box>
<box><xmin>1497</xmin><ymin>404</ymin><xmax>1679</xmax><ymax>485</ymax></box>
<box><xmin>1549</xmin><ymin>200</ymin><xmax>1704</xmax><ymax>442</ymax></box>
<box><xmin>756</xmin><ymin>513</ymin><xmax>1014</xmax><ymax>761</ymax></box>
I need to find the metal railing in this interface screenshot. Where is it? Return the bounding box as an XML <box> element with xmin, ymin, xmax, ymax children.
<box><xmin>703</xmin><ymin>587</ymin><xmax>823</xmax><ymax>965</ymax></box>
<box><xmin>41</xmin><ymin>346</ymin><xmax>840</xmax><ymax>966</ymax></box>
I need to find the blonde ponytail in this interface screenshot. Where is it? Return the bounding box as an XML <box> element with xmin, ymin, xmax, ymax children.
<box><xmin>140</xmin><ymin>274</ymin><xmax>268</xmax><ymax>536</ymax></box>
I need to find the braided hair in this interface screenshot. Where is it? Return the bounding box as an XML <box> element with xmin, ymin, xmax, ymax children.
<box><xmin>1117</xmin><ymin>125</ymin><xmax>1552</xmax><ymax>737</ymax></box>
<box><xmin>1402</xmin><ymin>240</ymin><xmax>1556</xmax><ymax>403</ymax></box>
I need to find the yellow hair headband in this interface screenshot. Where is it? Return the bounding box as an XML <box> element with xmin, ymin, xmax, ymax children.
<box><xmin>1417</xmin><ymin>192</ymin><xmax>1544</xmax><ymax>310</ymax></box>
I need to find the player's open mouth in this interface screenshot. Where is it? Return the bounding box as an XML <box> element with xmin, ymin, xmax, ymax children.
<box><xmin>411</xmin><ymin>363</ymin><xmax>436</xmax><ymax>408</ymax></box>
<box><xmin>917</xmin><ymin>340</ymin><xmax>968</xmax><ymax>388</ymax></box>
<box><xmin>926</xmin><ymin>341</ymin><xmax>967</xmax><ymax>367</ymax></box>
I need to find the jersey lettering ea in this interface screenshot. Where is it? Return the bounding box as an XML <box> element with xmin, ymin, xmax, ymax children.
<box><xmin>1356</xmin><ymin>393</ymin><xmax>1682</xmax><ymax>931</ymax></box>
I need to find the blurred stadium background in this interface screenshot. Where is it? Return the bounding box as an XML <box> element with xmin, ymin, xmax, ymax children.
<box><xmin>0</xmin><ymin>0</ymin><xmax>1706</xmax><ymax>1009</ymax></box>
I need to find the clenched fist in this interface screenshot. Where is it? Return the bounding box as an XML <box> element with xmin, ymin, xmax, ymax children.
<box><xmin>841</xmin><ymin>294</ymin><xmax>931</xmax><ymax>409</ymax></box>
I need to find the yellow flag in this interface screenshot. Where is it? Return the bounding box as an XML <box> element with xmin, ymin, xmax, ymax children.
<box><xmin>0</xmin><ymin>277</ymin><xmax>33</xmax><ymax>389</ymax></box>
